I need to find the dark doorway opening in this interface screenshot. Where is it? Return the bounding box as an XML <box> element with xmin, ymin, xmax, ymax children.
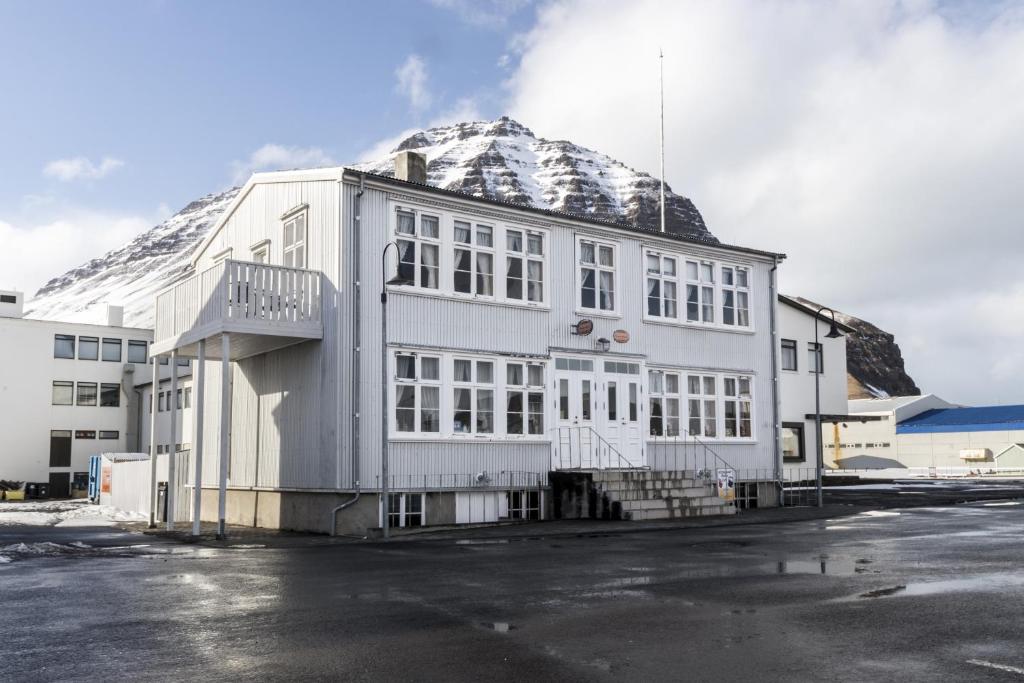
<box><xmin>48</xmin><ymin>472</ymin><xmax>71</xmax><ymax>499</ymax></box>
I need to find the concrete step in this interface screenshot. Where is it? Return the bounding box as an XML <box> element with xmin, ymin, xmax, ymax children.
<box><xmin>619</xmin><ymin>496</ymin><xmax>729</xmax><ymax>511</ymax></box>
<box><xmin>600</xmin><ymin>479</ymin><xmax>706</xmax><ymax>491</ymax></box>
<box><xmin>629</xmin><ymin>504</ymin><xmax>737</xmax><ymax>521</ymax></box>
<box><xmin>593</xmin><ymin>470</ymin><xmax>698</xmax><ymax>482</ymax></box>
<box><xmin>605</xmin><ymin>487</ymin><xmax>716</xmax><ymax>501</ymax></box>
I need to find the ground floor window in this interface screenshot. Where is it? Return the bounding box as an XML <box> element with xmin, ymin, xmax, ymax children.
<box><xmin>735</xmin><ymin>481</ymin><xmax>760</xmax><ymax>510</ymax></box>
<box><xmin>506</xmin><ymin>490</ymin><xmax>541</xmax><ymax>520</ymax></box>
<box><xmin>387</xmin><ymin>493</ymin><xmax>424</xmax><ymax>528</ymax></box>
<box><xmin>782</xmin><ymin>423</ymin><xmax>805</xmax><ymax>462</ymax></box>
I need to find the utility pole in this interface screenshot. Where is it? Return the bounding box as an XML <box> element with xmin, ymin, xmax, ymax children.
<box><xmin>659</xmin><ymin>48</ymin><xmax>667</xmax><ymax>234</ymax></box>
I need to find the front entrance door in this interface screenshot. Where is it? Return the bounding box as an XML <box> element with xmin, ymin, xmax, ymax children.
<box><xmin>48</xmin><ymin>472</ymin><xmax>70</xmax><ymax>499</ymax></box>
<box><xmin>553</xmin><ymin>357</ymin><xmax>645</xmax><ymax>469</ymax></box>
<box><xmin>603</xmin><ymin>376</ymin><xmax>644</xmax><ymax>467</ymax></box>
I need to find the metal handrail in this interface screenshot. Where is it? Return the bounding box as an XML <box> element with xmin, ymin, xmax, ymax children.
<box><xmin>654</xmin><ymin>430</ymin><xmax>738</xmax><ymax>482</ymax></box>
<box><xmin>552</xmin><ymin>425</ymin><xmax>638</xmax><ymax>470</ymax></box>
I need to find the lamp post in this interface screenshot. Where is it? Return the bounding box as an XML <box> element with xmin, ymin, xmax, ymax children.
<box><xmin>381</xmin><ymin>242</ymin><xmax>415</xmax><ymax>540</ymax></box>
<box><xmin>814</xmin><ymin>307</ymin><xmax>844</xmax><ymax>508</ymax></box>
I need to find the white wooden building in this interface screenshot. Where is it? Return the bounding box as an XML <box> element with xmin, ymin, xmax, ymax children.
<box><xmin>148</xmin><ymin>155</ymin><xmax>787</xmax><ymax>534</ymax></box>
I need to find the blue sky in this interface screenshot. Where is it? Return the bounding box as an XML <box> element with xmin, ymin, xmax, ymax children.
<box><xmin>0</xmin><ymin>0</ymin><xmax>532</xmax><ymax>221</ymax></box>
<box><xmin>2</xmin><ymin>0</ymin><xmax>1023</xmax><ymax>405</ymax></box>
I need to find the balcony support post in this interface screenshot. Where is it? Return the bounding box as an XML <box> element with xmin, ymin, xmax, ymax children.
<box><xmin>217</xmin><ymin>333</ymin><xmax>231</xmax><ymax>539</ymax></box>
<box><xmin>148</xmin><ymin>354</ymin><xmax>160</xmax><ymax>528</ymax></box>
<box><xmin>166</xmin><ymin>350</ymin><xmax>178</xmax><ymax>531</ymax></box>
<box><xmin>191</xmin><ymin>339</ymin><xmax>206</xmax><ymax>537</ymax></box>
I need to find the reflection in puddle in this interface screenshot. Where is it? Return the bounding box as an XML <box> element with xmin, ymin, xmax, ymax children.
<box><xmin>983</xmin><ymin>502</ymin><xmax>1021</xmax><ymax>507</ymax></box>
<box><xmin>859</xmin><ymin>510</ymin><xmax>901</xmax><ymax>517</ymax></box>
<box><xmin>850</xmin><ymin>573</ymin><xmax>1024</xmax><ymax>600</ymax></box>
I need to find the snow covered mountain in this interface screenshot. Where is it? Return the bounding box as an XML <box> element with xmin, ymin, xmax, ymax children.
<box><xmin>25</xmin><ymin>189</ymin><xmax>239</xmax><ymax>327</ymax></box>
<box><xmin>25</xmin><ymin>117</ymin><xmax>711</xmax><ymax>328</ymax></box>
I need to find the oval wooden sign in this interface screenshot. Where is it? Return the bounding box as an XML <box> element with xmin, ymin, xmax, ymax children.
<box><xmin>574</xmin><ymin>319</ymin><xmax>594</xmax><ymax>336</ymax></box>
<box><xmin>612</xmin><ymin>329</ymin><xmax>630</xmax><ymax>344</ymax></box>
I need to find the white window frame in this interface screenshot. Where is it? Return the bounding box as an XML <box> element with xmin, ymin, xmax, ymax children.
<box><xmin>452</xmin><ymin>357</ymin><xmax>495</xmax><ymax>436</ymax></box>
<box><xmin>686</xmin><ymin>374</ymin><xmax>718</xmax><ymax>439</ymax></box>
<box><xmin>721</xmin><ymin>264</ymin><xmax>751</xmax><ymax>328</ymax></box>
<box><xmin>250</xmin><ymin>239</ymin><xmax>270</xmax><ymax>264</ymax></box>
<box><xmin>644</xmin><ymin>250</ymin><xmax>679</xmax><ymax>321</ymax></box>
<box><xmin>393</xmin><ymin>352</ymin><xmax>442</xmax><ymax>435</ymax></box>
<box><xmin>282</xmin><ymin>208</ymin><xmax>307</xmax><ymax>269</ymax></box>
<box><xmin>452</xmin><ymin>219</ymin><xmax>495</xmax><ymax>299</ymax></box>
<box><xmin>212</xmin><ymin>248</ymin><xmax>233</xmax><ymax>266</ymax></box>
<box><xmin>504</xmin><ymin>228</ymin><xmax>546</xmax><ymax>305</ymax></box>
<box><xmin>684</xmin><ymin>259</ymin><xmax>716</xmax><ymax>324</ymax></box>
<box><xmin>722</xmin><ymin>375</ymin><xmax>754</xmax><ymax>439</ymax></box>
<box><xmin>576</xmin><ymin>235</ymin><xmax>619</xmax><ymax>316</ymax></box>
<box><xmin>647</xmin><ymin>369</ymin><xmax>682</xmax><ymax>437</ymax></box>
<box><xmin>389</xmin><ymin>351</ymin><xmax>550</xmax><ymax>441</ymax></box>
<box><xmin>504</xmin><ymin>361</ymin><xmax>546</xmax><ymax>437</ymax></box>
<box><xmin>394</xmin><ymin>209</ymin><xmax>441</xmax><ymax>290</ymax></box>
<box><xmin>385</xmin><ymin>492</ymin><xmax>425</xmax><ymax>528</ymax></box>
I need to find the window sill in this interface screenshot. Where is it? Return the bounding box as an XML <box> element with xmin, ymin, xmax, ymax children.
<box><xmin>642</xmin><ymin>316</ymin><xmax>756</xmax><ymax>335</ymax></box>
<box><xmin>574</xmin><ymin>309</ymin><xmax>622</xmax><ymax>320</ymax></box>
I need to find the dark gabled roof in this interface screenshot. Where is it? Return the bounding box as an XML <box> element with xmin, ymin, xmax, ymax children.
<box><xmin>897</xmin><ymin>405</ymin><xmax>1024</xmax><ymax>434</ymax></box>
<box><xmin>348</xmin><ymin>169</ymin><xmax>787</xmax><ymax>262</ymax></box>
<box><xmin>777</xmin><ymin>294</ymin><xmax>856</xmax><ymax>333</ymax></box>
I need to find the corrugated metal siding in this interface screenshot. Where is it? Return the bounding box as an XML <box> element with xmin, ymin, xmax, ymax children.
<box><xmin>355</xmin><ymin>184</ymin><xmax>778</xmax><ymax>485</ymax></box>
<box><xmin>193</xmin><ymin>179</ymin><xmax>342</xmax><ymax>491</ymax></box>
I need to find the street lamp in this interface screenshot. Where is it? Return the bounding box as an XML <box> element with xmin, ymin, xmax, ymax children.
<box><xmin>381</xmin><ymin>241</ymin><xmax>415</xmax><ymax>540</ymax></box>
<box><xmin>814</xmin><ymin>307</ymin><xmax>844</xmax><ymax>508</ymax></box>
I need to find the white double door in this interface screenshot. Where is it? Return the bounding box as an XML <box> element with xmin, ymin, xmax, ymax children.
<box><xmin>553</xmin><ymin>358</ymin><xmax>645</xmax><ymax>468</ymax></box>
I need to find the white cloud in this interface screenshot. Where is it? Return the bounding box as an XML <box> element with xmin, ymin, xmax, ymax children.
<box><xmin>506</xmin><ymin>0</ymin><xmax>1024</xmax><ymax>405</ymax></box>
<box><xmin>230</xmin><ymin>144</ymin><xmax>335</xmax><ymax>184</ymax></box>
<box><xmin>0</xmin><ymin>210</ymin><xmax>150</xmax><ymax>296</ymax></box>
<box><xmin>43</xmin><ymin>156</ymin><xmax>124</xmax><ymax>182</ymax></box>
<box><xmin>395</xmin><ymin>54</ymin><xmax>432</xmax><ymax>112</ymax></box>
<box><xmin>429</xmin><ymin>0</ymin><xmax>533</xmax><ymax>28</ymax></box>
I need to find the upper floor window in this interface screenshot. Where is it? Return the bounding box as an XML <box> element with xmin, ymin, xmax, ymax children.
<box><xmin>251</xmin><ymin>239</ymin><xmax>270</xmax><ymax>264</ymax></box>
<box><xmin>453</xmin><ymin>221</ymin><xmax>493</xmax><ymax>297</ymax></box>
<box><xmin>646</xmin><ymin>252</ymin><xmax>678</xmax><ymax>319</ymax></box>
<box><xmin>102</xmin><ymin>338</ymin><xmax>122</xmax><ymax>362</ymax></box>
<box><xmin>721</xmin><ymin>265</ymin><xmax>750</xmax><ymax>327</ymax></box>
<box><xmin>77</xmin><ymin>382</ymin><xmax>98</xmax><ymax>407</ymax></box>
<box><xmin>685</xmin><ymin>260</ymin><xmax>715</xmax><ymax>323</ymax></box>
<box><xmin>100</xmin><ymin>383</ymin><xmax>121</xmax><ymax>408</ymax></box>
<box><xmin>79</xmin><ymin>336</ymin><xmax>99</xmax><ymax>361</ymax></box>
<box><xmin>781</xmin><ymin>339</ymin><xmax>798</xmax><ymax>371</ymax></box>
<box><xmin>808</xmin><ymin>342</ymin><xmax>824</xmax><ymax>374</ymax></box>
<box><xmin>52</xmin><ymin>381</ymin><xmax>73</xmax><ymax>406</ymax></box>
<box><xmin>127</xmin><ymin>340</ymin><xmax>148</xmax><ymax>364</ymax></box>
<box><xmin>283</xmin><ymin>211</ymin><xmax>306</xmax><ymax>268</ymax></box>
<box><xmin>578</xmin><ymin>237</ymin><xmax>617</xmax><ymax>313</ymax></box>
<box><xmin>54</xmin><ymin>334</ymin><xmax>75</xmax><ymax>359</ymax></box>
<box><xmin>506</xmin><ymin>229</ymin><xmax>544</xmax><ymax>303</ymax></box>
<box><xmin>396</xmin><ymin>210</ymin><xmax>440</xmax><ymax>289</ymax></box>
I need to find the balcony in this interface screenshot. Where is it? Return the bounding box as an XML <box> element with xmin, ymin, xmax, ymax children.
<box><xmin>151</xmin><ymin>260</ymin><xmax>323</xmax><ymax>360</ymax></box>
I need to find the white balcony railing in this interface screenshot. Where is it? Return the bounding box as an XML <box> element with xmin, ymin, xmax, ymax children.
<box><xmin>153</xmin><ymin>259</ymin><xmax>322</xmax><ymax>356</ymax></box>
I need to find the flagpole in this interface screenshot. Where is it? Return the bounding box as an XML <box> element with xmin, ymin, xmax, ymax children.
<box><xmin>659</xmin><ymin>48</ymin><xmax>666</xmax><ymax>233</ymax></box>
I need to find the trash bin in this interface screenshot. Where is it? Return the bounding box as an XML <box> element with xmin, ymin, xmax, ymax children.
<box><xmin>157</xmin><ymin>482</ymin><xmax>168</xmax><ymax>523</ymax></box>
<box><xmin>25</xmin><ymin>482</ymin><xmax>39</xmax><ymax>499</ymax></box>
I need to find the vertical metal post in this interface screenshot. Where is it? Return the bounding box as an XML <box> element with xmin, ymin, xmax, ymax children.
<box><xmin>814</xmin><ymin>318</ymin><xmax>823</xmax><ymax>508</ymax></box>
<box><xmin>166</xmin><ymin>350</ymin><xmax>178</xmax><ymax>531</ymax></box>
<box><xmin>191</xmin><ymin>340</ymin><xmax>206</xmax><ymax>537</ymax></box>
<box><xmin>381</xmin><ymin>285</ymin><xmax>390</xmax><ymax>541</ymax></box>
<box><xmin>148</xmin><ymin>354</ymin><xmax>160</xmax><ymax>528</ymax></box>
<box><xmin>218</xmin><ymin>333</ymin><xmax>231</xmax><ymax>539</ymax></box>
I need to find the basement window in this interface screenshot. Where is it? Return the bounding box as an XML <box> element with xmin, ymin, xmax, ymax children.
<box><xmin>386</xmin><ymin>493</ymin><xmax>424</xmax><ymax>528</ymax></box>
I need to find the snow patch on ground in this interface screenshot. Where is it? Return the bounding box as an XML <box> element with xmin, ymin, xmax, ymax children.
<box><xmin>0</xmin><ymin>500</ymin><xmax>147</xmax><ymax>527</ymax></box>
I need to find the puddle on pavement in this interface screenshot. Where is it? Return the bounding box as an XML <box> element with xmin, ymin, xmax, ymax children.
<box><xmin>227</xmin><ymin>544</ymin><xmax>266</xmax><ymax>549</ymax></box>
<box><xmin>455</xmin><ymin>539</ymin><xmax>510</xmax><ymax>546</ymax></box>
<box><xmin>850</xmin><ymin>573</ymin><xmax>1024</xmax><ymax>600</ymax></box>
<box><xmin>983</xmin><ymin>502</ymin><xmax>1021</xmax><ymax>507</ymax></box>
<box><xmin>481</xmin><ymin>621</ymin><xmax>515</xmax><ymax>632</ymax></box>
<box><xmin>858</xmin><ymin>510</ymin><xmax>901</xmax><ymax>518</ymax></box>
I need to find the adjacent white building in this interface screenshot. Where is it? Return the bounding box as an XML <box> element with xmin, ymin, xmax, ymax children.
<box><xmin>0</xmin><ymin>291</ymin><xmax>153</xmax><ymax>496</ymax></box>
<box><xmin>147</xmin><ymin>155</ymin><xmax>789</xmax><ymax>533</ymax></box>
<box><xmin>776</xmin><ymin>295</ymin><xmax>851</xmax><ymax>476</ymax></box>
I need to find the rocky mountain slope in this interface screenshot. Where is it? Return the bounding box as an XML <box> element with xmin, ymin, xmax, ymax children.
<box><xmin>791</xmin><ymin>296</ymin><xmax>920</xmax><ymax>399</ymax></box>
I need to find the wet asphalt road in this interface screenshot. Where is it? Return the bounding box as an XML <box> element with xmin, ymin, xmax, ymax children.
<box><xmin>4</xmin><ymin>503</ymin><xmax>1024</xmax><ymax>682</ymax></box>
